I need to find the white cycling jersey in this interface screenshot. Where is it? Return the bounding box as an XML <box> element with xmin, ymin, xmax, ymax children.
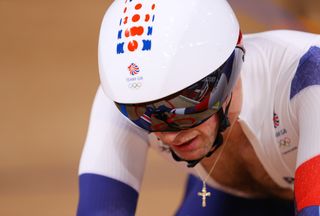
<box><xmin>79</xmin><ymin>30</ymin><xmax>320</xmax><ymax>196</ymax></box>
<box><xmin>240</xmin><ymin>30</ymin><xmax>320</xmax><ymax>189</ymax></box>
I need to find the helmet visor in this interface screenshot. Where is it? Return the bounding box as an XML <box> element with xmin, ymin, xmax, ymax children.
<box><xmin>115</xmin><ymin>50</ymin><xmax>238</xmax><ymax>132</ymax></box>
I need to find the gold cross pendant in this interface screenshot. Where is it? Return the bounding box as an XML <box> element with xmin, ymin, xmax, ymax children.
<box><xmin>197</xmin><ymin>181</ymin><xmax>211</xmax><ymax>207</ymax></box>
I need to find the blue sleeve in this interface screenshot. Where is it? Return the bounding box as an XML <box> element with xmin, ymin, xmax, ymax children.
<box><xmin>77</xmin><ymin>174</ymin><xmax>138</xmax><ymax>216</ymax></box>
<box><xmin>297</xmin><ymin>206</ymin><xmax>320</xmax><ymax>216</ymax></box>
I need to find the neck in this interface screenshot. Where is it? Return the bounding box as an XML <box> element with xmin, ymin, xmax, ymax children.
<box><xmin>229</xmin><ymin>78</ymin><xmax>243</xmax><ymax>117</ymax></box>
<box><xmin>216</xmin><ymin>77</ymin><xmax>244</xmax><ymax>166</ymax></box>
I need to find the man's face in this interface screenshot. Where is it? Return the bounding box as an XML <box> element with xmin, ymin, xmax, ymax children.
<box><xmin>154</xmin><ymin>114</ymin><xmax>220</xmax><ymax>161</ymax></box>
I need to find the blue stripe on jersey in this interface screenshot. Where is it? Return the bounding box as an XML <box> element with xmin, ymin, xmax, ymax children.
<box><xmin>297</xmin><ymin>206</ymin><xmax>320</xmax><ymax>216</ymax></box>
<box><xmin>175</xmin><ymin>174</ymin><xmax>294</xmax><ymax>216</ymax></box>
<box><xmin>77</xmin><ymin>174</ymin><xmax>138</xmax><ymax>216</ymax></box>
<box><xmin>290</xmin><ymin>46</ymin><xmax>320</xmax><ymax>99</ymax></box>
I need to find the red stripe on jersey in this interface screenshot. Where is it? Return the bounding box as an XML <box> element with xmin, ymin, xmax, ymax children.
<box><xmin>295</xmin><ymin>154</ymin><xmax>320</xmax><ymax>211</ymax></box>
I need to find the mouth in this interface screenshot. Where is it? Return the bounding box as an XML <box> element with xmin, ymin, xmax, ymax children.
<box><xmin>171</xmin><ymin>137</ymin><xmax>198</xmax><ymax>153</ymax></box>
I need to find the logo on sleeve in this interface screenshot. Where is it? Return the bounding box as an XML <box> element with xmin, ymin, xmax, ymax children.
<box><xmin>273</xmin><ymin>112</ymin><xmax>280</xmax><ymax>128</ymax></box>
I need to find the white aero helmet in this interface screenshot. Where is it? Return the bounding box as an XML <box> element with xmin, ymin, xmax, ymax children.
<box><xmin>99</xmin><ymin>0</ymin><xmax>244</xmax><ymax>132</ymax></box>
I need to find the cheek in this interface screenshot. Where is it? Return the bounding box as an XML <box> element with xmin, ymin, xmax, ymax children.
<box><xmin>198</xmin><ymin>115</ymin><xmax>219</xmax><ymax>140</ymax></box>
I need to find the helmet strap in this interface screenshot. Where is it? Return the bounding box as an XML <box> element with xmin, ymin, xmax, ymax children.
<box><xmin>170</xmin><ymin>94</ymin><xmax>233</xmax><ymax>168</ymax></box>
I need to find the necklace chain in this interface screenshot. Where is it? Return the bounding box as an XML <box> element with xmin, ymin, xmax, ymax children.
<box><xmin>195</xmin><ymin>117</ymin><xmax>238</xmax><ymax>207</ymax></box>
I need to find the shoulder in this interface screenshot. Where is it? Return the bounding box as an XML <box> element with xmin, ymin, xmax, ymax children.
<box><xmin>291</xmin><ymin>46</ymin><xmax>320</xmax><ymax>99</ymax></box>
<box><xmin>243</xmin><ymin>30</ymin><xmax>320</xmax><ymax>63</ymax></box>
<box><xmin>244</xmin><ymin>30</ymin><xmax>320</xmax><ymax>49</ymax></box>
<box><xmin>93</xmin><ymin>86</ymin><xmax>148</xmax><ymax>138</ymax></box>
<box><xmin>242</xmin><ymin>30</ymin><xmax>320</xmax><ymax>84</ymax></box>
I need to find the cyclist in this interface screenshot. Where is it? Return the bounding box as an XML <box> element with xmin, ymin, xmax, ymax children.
<box><xmin>77</xmin><ymin>0</ymin><xmax>320</xmax><ymax>215</ymax></box>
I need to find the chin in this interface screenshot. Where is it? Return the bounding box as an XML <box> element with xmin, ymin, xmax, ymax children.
<box><xmin>174</xmin><ymin>148</ymin><xmax>208</xmax><ymax>161</ymax></box>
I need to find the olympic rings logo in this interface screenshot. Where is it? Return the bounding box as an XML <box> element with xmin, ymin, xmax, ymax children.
<box><xmin>128</xmin><ymin>82</ymin><xmax>142</xmax><ymax>89</ymax></box>
<box><xmin>279</xmin><ymin>137</ymin><xmax>291</xmax><ymax>147</ymax></box>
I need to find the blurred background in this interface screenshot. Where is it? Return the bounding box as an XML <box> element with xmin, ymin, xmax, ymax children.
<box><xmin>0</xmin><ymin>0</ymin><xmax>319</xmax><ymax>215</ymax></box>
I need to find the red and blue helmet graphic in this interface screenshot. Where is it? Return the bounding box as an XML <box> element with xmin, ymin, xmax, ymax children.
<box><xmin>117</xmin><ymin>0</ymin><xmax>156</xmax><ymax>54</ymax></box>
